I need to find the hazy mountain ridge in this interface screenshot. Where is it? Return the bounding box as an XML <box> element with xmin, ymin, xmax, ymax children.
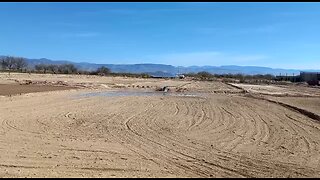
<box><xmin>2</xmin><ymin>56</ymin><xmax>319</xmax><ymax>76</ymax></box>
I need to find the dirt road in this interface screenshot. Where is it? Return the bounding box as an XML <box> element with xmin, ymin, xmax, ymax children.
<box><xmin>0</xmin><ymin>73</ymin><xmax>320</xmax><ymax>177</ymax></box>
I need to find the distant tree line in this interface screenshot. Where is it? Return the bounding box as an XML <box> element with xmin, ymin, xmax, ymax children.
<box><xmin>32</xmin><ymin>64</ymin><xmax>151</xmax><ymax>78</ymax></box>
<box><xmin>34</xmin><ymin>64</ymin><xmax>112</xmax><ymax>75</ymax></box>
<box><xmin>34</xmin><ymin>64</ymin><xmax>78</xmax><ymax>74</ymax></box>
<box><xmin>184</xmin><ymin>71</ymin><xmax>276</xmax><ymax>83</ymax></box>
<box><xmin>0</xmin><ymin>56</ymin><xmax>28</xmax><ymax>73</ymax></box>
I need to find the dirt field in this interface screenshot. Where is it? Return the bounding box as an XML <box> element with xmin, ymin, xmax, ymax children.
<box><xmin>0</xmin><ymin>73</ymin><xmax>320</xmax><ymax>177</ymax></box>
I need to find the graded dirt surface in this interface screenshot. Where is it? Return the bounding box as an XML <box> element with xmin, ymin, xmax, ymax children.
<box><xmin>1</xmin><ymin>73</ymin><xmax>320</xmax><ymax>177</ymax></box>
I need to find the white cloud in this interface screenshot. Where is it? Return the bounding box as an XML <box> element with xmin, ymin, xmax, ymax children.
<box><xmin>264</xmin><ymin>62</ymin><xmax>320</xmax><ymax>70</ymax></box>
<box><xmin>195</xmin><ymin>24</ymin><xmax>282</xmax><ymax>36</ymax></box>
<box><xmin>231</xmin><ymin>55</ymin><xmax>269</xmax><ymax>63</ymax></box>
<box><xmin>58</xmin><ymin>32</ymin><xmax>100</xmax><ymax>38</ymax></box>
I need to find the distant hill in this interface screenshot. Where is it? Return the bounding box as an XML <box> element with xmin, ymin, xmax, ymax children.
<box><xmin>25</xmin><ymin>58</ymin><xmax>177</xmax><ymax>74</ymax></box>
<box><xmin>2</xmin><ymin>55</ymin><xmax>319</xmax><ymax>76</ymax></box>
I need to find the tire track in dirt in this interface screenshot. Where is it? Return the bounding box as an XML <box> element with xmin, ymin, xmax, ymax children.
<box><xmin>105</xmin><ymin>97</ymin><xmax>234</xmax><ymax>177</ymax></box>
<box><xmin>106</xmin><ymin>96</ymin><xmax>319</xmax><ymax>177</ymax></box>
<box><xmin>238</xmin><ymin>96</ymin><xmax>320</xmax><ymax>167</ymax></box>
<box><xmin>1</xmin><ymin>87</ymin><xmax>320</xmax><ymax>177</ymax></box>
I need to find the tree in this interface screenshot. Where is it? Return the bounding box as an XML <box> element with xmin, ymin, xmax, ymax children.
<box><xmin>35</xmin><ymin>64</ymin><xmax>47</xmax><ymax>73</ymax></box>
<box><xmin>0</xmin><ymin>56</ymin><xmax>28</xmax><ymax>74</ymax></box>
<box><xmin>47</xmin><ymin>64</ymin><xmax>59</xmax><ymax>74</ymax></box>
<box><xmin>4</xmin><ymin>56</ymin><xmax>16</xmax><ymax>71</ymax></box>
<box><xmin>58</xmin><ymin>64</ymin><xmax>78</xmax><ymax>74</ymax></box>
<box><xmin>1</xmin><ymin>58</ymin><xmax>8</xmax><ymax>70</ymax></box>
<box><xmin>197</xmin><ymin>71</ymin><xmax>213</xmax><ymax>80</ymax></box>
<box><xmin>15</xmin><ymin>57</ymin><xmax>27</xmax><ymax>72</ymax></box>
<box><xmin>96</xmin><ymin>66</ymin><xmax>111</xmax><ymax>76</ymax></box>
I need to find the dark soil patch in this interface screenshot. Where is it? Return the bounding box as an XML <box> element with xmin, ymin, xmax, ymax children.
<box><xmin>0</xmin><ymin>84</ymin><xmax>75</xmax><ymax>96</ymax></box>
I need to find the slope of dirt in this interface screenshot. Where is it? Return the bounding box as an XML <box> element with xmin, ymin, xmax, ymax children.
<box><xmin>266</xmin><ymin>96</ymin><xmax>320</xmax><ymax>117</ymax></box>
<box><xmin>230</xmin><ymin>83</ymin><xmax>320</xmax><ymax>97</ymax></box>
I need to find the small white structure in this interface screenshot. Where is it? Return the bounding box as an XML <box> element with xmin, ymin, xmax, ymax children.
<box><xmin>176</xmin><ymin>73</ymin><xmax>185</xmax><ymax>79</ymax></box>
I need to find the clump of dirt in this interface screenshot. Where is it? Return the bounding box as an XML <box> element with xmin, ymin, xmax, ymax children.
<box><xmin>176</xmin><ymin>87</ymin><xmax>188</xmax><ymax>92</ymax></box>
<box><xmin>17</xmin><ymin>79</ymin><xmax>70</xmax><ymax>86</ymax></box>
<box><xmin>155</xmin><ymin>86</ymin><xmax>170</xmax><ymax>92</ymax></box>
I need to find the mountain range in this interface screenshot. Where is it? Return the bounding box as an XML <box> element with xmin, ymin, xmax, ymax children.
<box><xmin>2</xmin><ymin>56</ymin><xmax>319</xmax><ymax>76</ymax></box>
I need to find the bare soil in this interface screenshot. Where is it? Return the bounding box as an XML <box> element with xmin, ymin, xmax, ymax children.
<box><xmin>0</xmin><ymin>73</ymin><xmax>320</xmax><ymax>177</ymax></box>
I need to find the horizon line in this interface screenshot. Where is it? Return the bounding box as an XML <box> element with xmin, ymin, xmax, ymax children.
<box><xmin>2</xmin><ymin>55</ymin><xmax>320</xmax><ymax>71</ymax></box>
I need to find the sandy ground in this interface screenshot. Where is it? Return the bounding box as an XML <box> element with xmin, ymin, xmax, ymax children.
<box><xmin>1</xmin><ymin>73</ymin><xmax>320</xmax><ymax>177</ymax></box>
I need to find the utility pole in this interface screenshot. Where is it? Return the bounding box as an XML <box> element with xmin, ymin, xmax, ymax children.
<box><xmin>293</xmin><ymin>73</ymin><xmax>295</xmax><ymax>82</ymax></box>
<box><xmin>280</xmin><ymin>73</ymin><xmax>282</xmax><ymax>81</ymax></box>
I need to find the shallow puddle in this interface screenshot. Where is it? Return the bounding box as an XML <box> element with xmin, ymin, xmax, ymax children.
<box><xmin>77</xmin><ymin>90</ymin><xmax>204</xmax><ymax>98</ymax></box>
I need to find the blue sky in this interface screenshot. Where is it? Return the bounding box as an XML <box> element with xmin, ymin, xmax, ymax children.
<box><xmin>1</xmin><ymin>2</ymin><xmax>320</xmax><ymax>69</ymax></box>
